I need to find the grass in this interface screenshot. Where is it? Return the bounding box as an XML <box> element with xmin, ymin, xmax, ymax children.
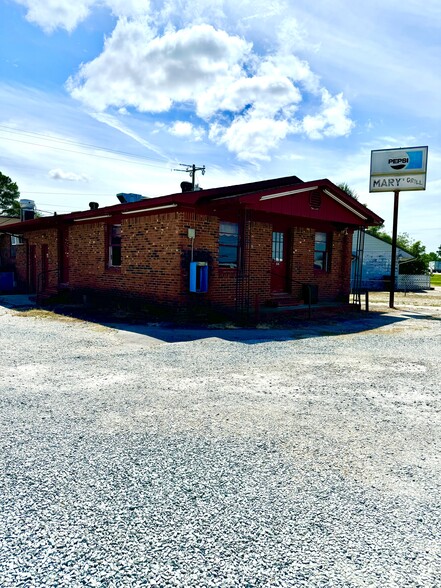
<box><xmin>13</xmin><ymin>309</ymin><xmax>83</xmax><ymax>322</ymax></box>
<box><xmin>431</xmin><ymin>274</ymin><xmax>441</xmax><ymax>287</ymax></box>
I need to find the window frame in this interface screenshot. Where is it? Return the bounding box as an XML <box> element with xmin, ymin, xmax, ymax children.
<box><xmin>10</xmin><ymin>235</ymin><xmax>24</xmax><ymax>257</ymax></box>
<box><xmin>108</xmin><ymin>224</ymin><xmax>122</xmax><ymax>268</ymax></box>
<box><xmin>314</xmin><ymin>231</ymin><xmax>331</xmax><ymax>272</ymax></box>
<box><xmin>218</xmin><ymin>221</ymin><xmax>239</xmax><ymax>268</ymax></box>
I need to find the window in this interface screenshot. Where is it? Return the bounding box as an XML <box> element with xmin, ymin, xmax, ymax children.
<box><xmin>272</xmin><ymin>231</ymin><xmax>284</xmax><ymax>262</ymax></box>
<box><xmin>219</xmin><ymin>222</ymin><xmax>239</xmax><ymax>267</ymax></box>
<box><xmin>11</xmin><ymin>235</ymin><xmax>23</xmax><ymax>246</ymax></box>
<box><xmin>314</xmin><ymin>231</ymin><xmax>330</xmax><ymax>271</ymax></box>
<box><xmin>109</xmin><ymin>224</ymin><xmax>121</xmax><ymax>267</ymax></box>
<box><xmin>10</xmin><ymin>235</ymin><xmax>23</xmax><ymax>257</ymax></box>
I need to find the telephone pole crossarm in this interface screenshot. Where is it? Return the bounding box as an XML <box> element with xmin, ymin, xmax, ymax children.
<box><xmin>172</xmin><ymin>163</ymin><xmax>206</xmax><ymax>190</ymax></box>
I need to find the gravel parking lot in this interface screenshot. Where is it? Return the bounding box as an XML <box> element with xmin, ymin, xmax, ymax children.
<box><xmin>0</xmin><ymin>294</ymin><xmax>440</xmax><ymax>587</ymax></box>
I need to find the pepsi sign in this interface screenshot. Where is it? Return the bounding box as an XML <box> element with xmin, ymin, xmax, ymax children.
<box><xmin>370</xmin><ymin>146</ymin><xmax>428</xmax><ymax>192</ymax></box>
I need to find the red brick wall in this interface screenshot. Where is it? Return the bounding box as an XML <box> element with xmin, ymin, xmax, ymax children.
<box><xmin>14</xmin><ymin>229</ymin><xmax>59</xmax><ymax>292</ymax></box>
<box><xmin>290</xmin><ymin>227</ymin><xmax>352</xmax><ymax>302</ymax></box>
<box><xmin>14</xmin><ymin>212</ymin><xmax>353</xmax><ymax>310</ymax></box>
<box><xmin>68</xmin><ymin>213</ymin><xmax>183</xmax><ymax>302</ymax></box>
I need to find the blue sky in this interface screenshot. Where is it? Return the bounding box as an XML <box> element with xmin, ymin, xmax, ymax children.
<box><xmin>1</xmin><ymin>0</ymin><xmax>440</xmax><ymax>251</ymax></box>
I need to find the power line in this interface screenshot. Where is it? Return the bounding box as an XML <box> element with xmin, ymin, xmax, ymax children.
<box><xmin>1</xmin><ymin>135</ymin><xmax>173</xmax><ymax>169</ymax></box>
<box><xmin>23</xmin><ymin>192</ymin><xmax>113</xmax><ymax>196</ymax></box>
<box><xmin>0</xmin><ymin>124</ymin><xmax>172</xmax><ymax>166</ymax></box>
<box><xmin>172</xmin><ymin>163</ymin><xmax>206</xmax><ymax>190</ymax></box>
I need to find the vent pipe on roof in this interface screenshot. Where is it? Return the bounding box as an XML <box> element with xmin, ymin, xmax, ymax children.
<box><xmin>19</xmin><ymin>199</ymin><xmax>35</xmax><ymax>221</ymax></box>
<box><xmin>181</xmin><ymin>181</ymin><xmax>193</xmax><ymax>193</ymax></box>
<box><xmin>89</xmin><ymin>202</ymin><xmax>99</xmax><ymax>210</ymax></box>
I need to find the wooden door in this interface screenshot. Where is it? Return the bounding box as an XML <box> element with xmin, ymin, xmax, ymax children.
<box><xmin>271</xmin><ymin>229</ymin><xmax>289</xmax><ymax>293</ymax></box>
<box><xmin>29</xmin><ymin>245</ymin><xmax>37</xmax><ymax>293</ymax></box>
<box><xmin>41</xmin><ymin>244</ymin><xmax>48</xmax><ymax>291</ymax></box>
<box><xmin>59</xmin><ymin>228</ymin><xmax>69</xmax><ymax>284</ymax></box>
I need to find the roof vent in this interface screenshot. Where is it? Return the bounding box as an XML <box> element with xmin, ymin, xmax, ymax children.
<box><xmin>89</xmin><ymin>202</ymin><xmax>99</xmax><ymax>210</ymax></box>
<box><xmin>181</xmin><ymin>181</ymin><xmax>193</xmax><ymax>193</ymax></box>
<box><xmin>116</xmin><ymin>193</ymin><xmax>147</xmax><ymax>203</ymax></box>
<box><xmin>309</xmin><ymin>190</ymin><xmax>322</xmax><ymax>210</ymax></box>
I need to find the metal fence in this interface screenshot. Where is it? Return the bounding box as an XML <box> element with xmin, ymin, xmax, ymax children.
<box><xmin>352</xmin><ymin>274</ymin><xmax>431</xmax><ymax>292</ymax></box>
<box><xmin>397</xmin><ymin>274</ymin><xmax>431</xmax><ymax>291</ymax></box>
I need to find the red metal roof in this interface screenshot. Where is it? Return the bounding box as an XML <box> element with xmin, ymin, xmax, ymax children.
<box><xmin>1</xmin><ymin>175</ymin><xmax>383</xmax><ymax>233</ymax></box>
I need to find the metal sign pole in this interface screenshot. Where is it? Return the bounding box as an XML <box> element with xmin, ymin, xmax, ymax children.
<box><xmin>389</xmin><ymin>190</ymin><xmax>400</xmax><ymax>308</ymax></box>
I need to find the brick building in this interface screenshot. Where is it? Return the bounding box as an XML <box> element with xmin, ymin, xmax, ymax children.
<box><xmin>2</xmin><ymin>175</ymin><xmax>383</xmax><ymax>317</ymax></box>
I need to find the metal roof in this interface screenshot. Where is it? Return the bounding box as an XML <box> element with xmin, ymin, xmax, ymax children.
<box><xmin>1</xmin><ymin>175</ymin><xmax>383</xmax><ymax>233</ymax></box>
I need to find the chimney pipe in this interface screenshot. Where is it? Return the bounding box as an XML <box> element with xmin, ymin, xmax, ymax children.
<box><xmin>181</xmin><ymin>181</ymin><xmax>193</xmax><ymax>193</ymax></box>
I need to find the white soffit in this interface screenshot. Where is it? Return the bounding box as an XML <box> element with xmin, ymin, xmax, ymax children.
<box><xmin>260</xmin><ymin>186</ymin><xmax>318</xmax><ymax>201</ymax></box>
<box><xmin>323</xmin><ymin>189</ymin><xmax>367</xmax><ymax>220</ymax></box>
<box><xmin>74</xmin><ymin>214</ymin><xmax>111</xmax><ymax>222</ymax></box>
<box><xmin>122</xmin><ymin>204</ymin><xmax>178</xmax><ymax>215</ymax></box>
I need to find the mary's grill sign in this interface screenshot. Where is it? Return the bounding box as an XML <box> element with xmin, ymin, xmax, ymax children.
<box><xmin>370</xmin><ymin>146</ymin><xmax>428</xmax><ymax>192</ymax></box>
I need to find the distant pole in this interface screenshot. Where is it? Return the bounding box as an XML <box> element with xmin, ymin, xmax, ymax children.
<box><xmin>172</xmin><ymin>163</ymin><xmax>206</xmax><ymax>190</ymax></box>
<box><xmin>389</xmin><ymin>190</ymin><xmax>400</xmax><ymax>308</ymax></box>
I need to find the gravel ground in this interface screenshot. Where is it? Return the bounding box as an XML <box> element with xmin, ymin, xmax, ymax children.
<box><xmin>0</xmin><ymin>295</ymin><xmax>440</xmax><ymax>587</ymax></box>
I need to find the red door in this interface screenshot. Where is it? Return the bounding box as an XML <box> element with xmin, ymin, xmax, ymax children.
<box><xmin>271</xmin><ymin>229</ymin><xmax>289</xmax><ymax>293</ymax></box>
<box><xmin>41</xmin><ymin>244</ymin><xmax>48</xmax><ymax>291</ymax></box>
<box><xmin>29</xmin><ymin>245</ymin><xmax>37</xmax><ymax>293</ymax></box>
<box><xmin>59</xmin><ymin>229</ymin><xmax>69</xmax><ymax>284</ymax></box>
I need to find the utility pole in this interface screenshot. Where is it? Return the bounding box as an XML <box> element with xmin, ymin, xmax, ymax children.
<box><xmin>173</xmin><ymin>163</ymin><xmax>205</xmax><ymax>190</ymax></box>
<box><xmin>389</xmin><ymin>190</ymin><xmax>400</xmax><ymax>308</ymax></box>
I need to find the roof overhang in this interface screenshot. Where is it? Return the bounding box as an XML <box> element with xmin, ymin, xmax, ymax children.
<box><xmin>0</xmin><ymin>176</ymin><xmax>383</xmax><ymax>233</ymax></box>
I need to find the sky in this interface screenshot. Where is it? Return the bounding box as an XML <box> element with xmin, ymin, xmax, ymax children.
<box><xmin>0</xmin><ymin>0</ymin><xmax>440</xmax><ymax>252</ymax></box>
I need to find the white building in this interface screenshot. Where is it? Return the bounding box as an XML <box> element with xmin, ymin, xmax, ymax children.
<box><xmin>352</xmin><ymin>231</ymin><xmax>413</xmax><ymax>291</ymax></box>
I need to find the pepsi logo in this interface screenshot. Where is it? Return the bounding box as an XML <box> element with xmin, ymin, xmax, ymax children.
<box><xmin>388</xmin><ymin>155</ymin><xmax>409</xmax><ymax>170</ymax></box>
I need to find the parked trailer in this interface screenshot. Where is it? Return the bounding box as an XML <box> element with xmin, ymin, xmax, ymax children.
<box><xmin>429</xmin><ymin>261</ymin><xmax>441</xmax><ymax>273</ymax></box>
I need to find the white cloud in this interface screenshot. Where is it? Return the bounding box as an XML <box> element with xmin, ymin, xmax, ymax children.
<box><xmin>197</xmin><ymin>75</ymin><xmax>301</xmax><ymax>119</ymax></box>
<box><xmin>14</xmin><ymin>0</ymin><xmax>94</xmax><ymax>33</ymax></box>
<box><xmin>66</xmin><ymin>16</ymin><xmax>352</xmax><ymax>161</ymax></box>
<box><xmin>48</xmin><ymin>168</ymin><xmax>90</xmax><ymax>181</ymax></box>
<box><xmin>67</xmin><ymin>22</ymin><xmax>251</xmax><ymax>112</ymax></box>
<box><xmin>16</xmin><ymin>0</ymin><xmax>354</xmax><ymax>162</ymax></box>
<box><xmin>90</xmin><ymin>112</ymin><xmax>170</xmax><ymax>160</ymax></box>
<box><xmin>209</xmin><ymin>116</ymin><xmax>290</xmax><ymax>162</ymax></box>
<box><xmin>13</xmin><ymin>0</ymin><xmax>151</xmax><ymax>32</ymax></box>
<box><xmin>104</xmin><ymin>0</ymin><xmax>150</xmax><ymax>18</ymax></box>
<box><xmin>168</xmin><ymin>122</ymin><xmax>205</xmax><ymax>141</ymax></box>
<box><xmin>302</xmin><ymin>90</ymin><xmax>353</xmax><ymax>140</ymax></box>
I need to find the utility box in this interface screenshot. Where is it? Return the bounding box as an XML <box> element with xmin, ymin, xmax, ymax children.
<box><xmin>0</xmin><ymin>272</ymin><xmax>14</xmax><ymax>292</ymax></box>
<box><xmin>302</xmin><ymin>284</ymin><xmax>318</xmax><ymax>304</ymax></box>
<box><xmin>190</xmin><ymin>262</ymin><xmax>208</xmax><ymax>293</ymax></box>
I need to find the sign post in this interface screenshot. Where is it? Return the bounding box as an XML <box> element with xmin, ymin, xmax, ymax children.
<box><xmin>389</xmin><ymin>191</ymin><xmax>399</xmax><ymax>308</ymax></box>
<box><xmin>370</xmin><ymin>146</ymin><xmax>428</xmax><ymax>308</ymax></box>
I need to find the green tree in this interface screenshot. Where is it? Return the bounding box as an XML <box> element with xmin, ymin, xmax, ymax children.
<box><xmin>366</xmin><ymin>224</ymin><xmax>392</xmax><ymax>243</ymax></box>
<box><xmin>337</xmin><ymin>182</ymin><xmax>359</xmax><ymax>200</ymax></box>
<box><xmin>396</xmin><ymin>233</ymin><xmax>429</xmax><ymax>274</ymax></box>
<box><xmin>0</xmin><ymin>172</ymin><xmax>20</xmax><ymax>217</ymax></box>
<box><xmin>366</xmin><ymin>228</ymin><xmax>431</xmax><ymax>274</ymax></box>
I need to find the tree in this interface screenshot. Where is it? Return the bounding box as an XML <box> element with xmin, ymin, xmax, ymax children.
<box><xmin>366</xmin><ymin>227</ymin><xmax>431</xmax><ymax>274</ymax></box>
<box><xmin>396</xmin><ymin>233</ymin><xmax>429</xmax><ymax>274</ymax></box>
<box><xmin>337</xmin><ymin>182</ymin><xmax>359</xmax><ymax>200</ymax></box>
<box><xmin>366</xmin><ymin>224</ymin><xmax>392</xmax><ymax>243</ymax></box>
<box><xmin>0</xmin><ymin>172</ymin><xmax>20</xmax><ymax>217</ymax></box>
